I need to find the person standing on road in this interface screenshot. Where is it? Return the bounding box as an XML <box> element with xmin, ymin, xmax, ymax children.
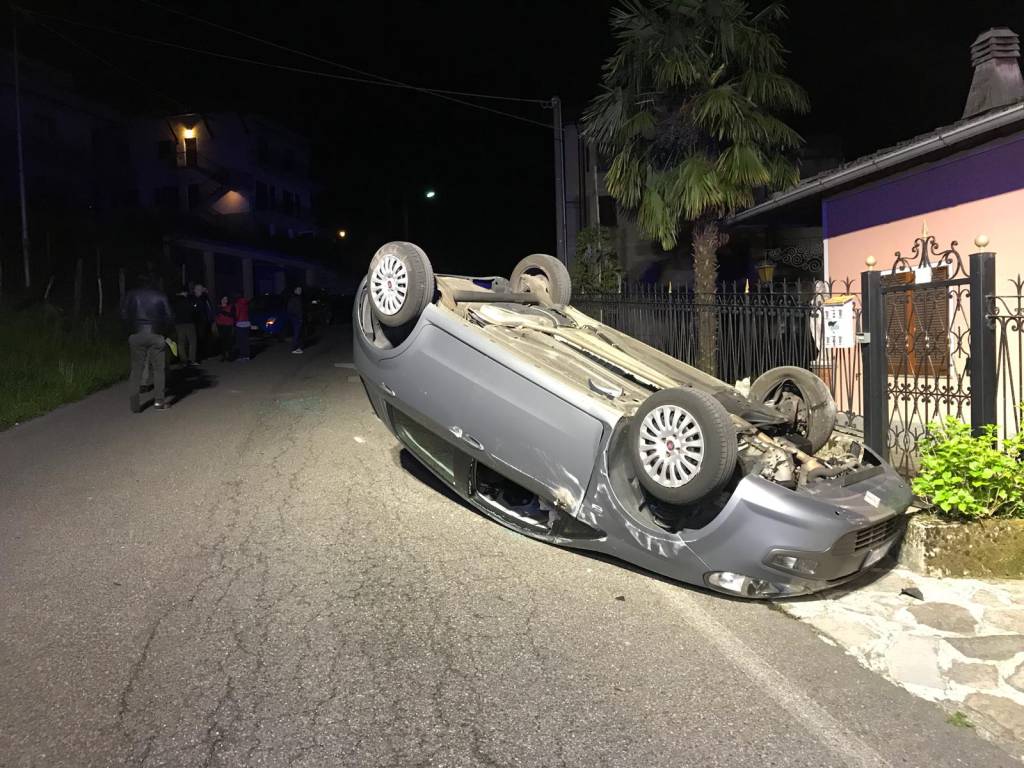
<box><xmin>121</xmin><ymin>274</ymin><xmax>174</xmax><ymax>412</ymax></box>
<box><xmin>287</xmin><ymin>286</ymin><xmax>304</xmax><ymax>355</ymax></box>
<box><xmin>214</xmin><ymin>296</ymin><xmax>236</xmax><ymax>362</ymax></box>
<box><xmin>234</xmin><ymin>294</ymin><xmax>251</xmax><ymax>361</ymax></box>
<box><xmin>170</xmin><ymin>288</ymin><xmax>197</xmax><ymax>366</ymax></box>
<box><xmin>190</xmin><ymin>284</ymin><xmax>214</xmax><ymax>361</ymax></box>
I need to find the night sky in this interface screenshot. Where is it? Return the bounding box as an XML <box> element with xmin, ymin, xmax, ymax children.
<box><xmin>7</xmin><ymin>0</ymin><xmax>1024</xmax><ymax>277</ymax></box>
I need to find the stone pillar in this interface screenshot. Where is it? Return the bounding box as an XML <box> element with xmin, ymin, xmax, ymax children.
<box><xmin>203</xmin><ymin>250</ymin><xmax>215</xmax><ymax>297</ymax></box>
<box><xmin>242</xmin><ymin>257</ymin><xmax>254</xmax><ymax>299</ymax></box>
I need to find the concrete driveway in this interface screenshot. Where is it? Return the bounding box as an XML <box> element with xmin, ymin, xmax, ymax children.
<box><xmin>0</xmin><ymin>328</ymin><xmax>1016</xmax><ymax>767</ymax></box>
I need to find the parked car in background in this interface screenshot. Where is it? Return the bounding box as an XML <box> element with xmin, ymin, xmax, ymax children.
<box><xmin>354</xmin><ymin>241</ymin><xmax>913</xmax><ymax>599</ymax></box>
<box><xmin>304</xmin><ymin>288</ymin><xmax>337</xmax><ymax>329</ymax></box>
<box><xmin>249</xmin><ymin>294</ymin><xmax>289</xmax><ymax>338</ymax></box>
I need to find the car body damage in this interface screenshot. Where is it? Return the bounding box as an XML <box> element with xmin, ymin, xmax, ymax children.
<box><xmin>355</xmin><ymin>243</ymin><xmax>913</xmax><ymax>598</ymax></box>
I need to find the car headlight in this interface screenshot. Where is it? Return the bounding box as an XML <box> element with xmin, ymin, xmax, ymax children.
<box><xmin>705</xmin><ymin>571</ymin><xmax>812</xmax><ymax>598</ymax></box>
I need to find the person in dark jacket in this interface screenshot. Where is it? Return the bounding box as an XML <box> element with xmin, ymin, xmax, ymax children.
<box><xmin>214</xmin><ymin>296</ymin><xmax>236</xmax><ymax>361</ymax></box>
<box><xmin>190</xmin><ymin>284</ymin><xmax>215</xmax><ymax>361</ymax></box>
<box><xmin>121</xmin><ymin>274</ymin><xmax>174</xmax><ymax>412</ymax></box>
<box><xmin>287</xmin><ymin>286</ymin><xmax>304</xmax><ymax>354</ymax></box>
<box><xmin>233</xmin><ymin>294</ymin><xmax>251</xmax><ymax>361</ymax></box>
<box><xmin>170</xmin><ymin>288</ymin><xmax>197</xmax><ymax>365</ymax></box>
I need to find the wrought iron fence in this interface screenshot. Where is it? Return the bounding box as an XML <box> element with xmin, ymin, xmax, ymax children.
<box><xmin>861</xmin><ymin>236</ymin><xmax>977</xmax><ymax>476</ymax></box>
<box><xmin>574</xmin><ymin>280</ymin><xmax>865</xmax><ymax>431</ymax></box>
<box><xmin>991</xmin><ymin>275</ymin><xmax>1024</xmax><ymax>441</ymax></box>
<box><xmin>574</xmin><ymin>238</ymin><xmax>1021</xmax><ymax>477</ymax></box>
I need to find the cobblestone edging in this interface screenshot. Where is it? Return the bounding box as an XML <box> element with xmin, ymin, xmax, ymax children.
<box><xmin>900</xmin><ymin>515</ymin><xmax>1024</xmax><ymax>578</ymax></box>
<box><xmin>779</xmin><ymin>567</ymin><xmax>1024</xmax><ymax>760</ymax></box>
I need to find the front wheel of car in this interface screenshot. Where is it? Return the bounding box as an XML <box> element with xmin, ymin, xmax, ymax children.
<box><xmin>748</xmin><ymin>366</ymin><xmax>837</xmax><ymax>453</ymax></box>
<box><xmin>510</xmin><ymin>254</ymin><xmax>572</xmax><ymax>306</ymax></box>
<box><xmin>367</xmin><ymin>241</ymin><xmax>435</xmax><ymax>327</ymax></box>
<box><xmin>628</xmin><ymin>388</ymin><xmax>737</xmax><ymax>506</ymax></box>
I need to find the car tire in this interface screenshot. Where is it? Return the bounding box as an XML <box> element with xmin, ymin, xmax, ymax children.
<box><xmin>748</xmin><ymin>366</ymin><xmax>837</xmax><ymax>453</ymax></box>
<box><xmin>367</xmin><ymin>241</ymin><xmax>435</xmax><ymax>327</ymax></box>
<box><xmin>628</xmin><ymin>387</ymin><xmax>737</xmax><ymax>506</ymax></box>
<box><xmin>510</xmin><ymin>254</ymin><xmax>572</xmax><ymax>306</ymax></box>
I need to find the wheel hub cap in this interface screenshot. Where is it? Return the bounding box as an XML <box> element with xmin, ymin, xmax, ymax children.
<box><xmin>370</xmin><ymin>254</ymin><xmax>409</xmax><ymax>316</ymax></box>
<box><xmin>638</xmin><ymin>405</ymin><xmax>705</xmax><ymax>488</ymax></box>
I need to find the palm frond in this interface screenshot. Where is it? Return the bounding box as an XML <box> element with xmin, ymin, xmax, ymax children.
<box><xmin>740</xmin><ymin>71</ymin><xmax>810</xmax><ymax>113</ymax></box>
<box><xmin>749</xmin><ymin>112</ymin><xmax>804</xmax><ymax>149</ymax></box>
<box><xmin>716</xmin><ymin>144</ymin><xmax>770</xmax><ymax>188</ymax></box>
<box><xmin>636</xmin><ymin>172</ymin><xmax>679</xmax><ymax>250</ymax></box>
<box><xmin>764</xmin><ymin>155</ymin><xmax>801</xmax><ymax>190</ymax></box>
<box><xmin>605</xmin><ymin>150</ymin><xmax>646</xmax><ymax>209</ymax></box>
<box><xmin>690</xmin><ymin>85</ymin><xmax>749</xmax><ymax>141</ymax></box>
<box><xmin>672</xmin><ymin>153</ymin><xmax>725</xmax><ymax>220</ymax></box>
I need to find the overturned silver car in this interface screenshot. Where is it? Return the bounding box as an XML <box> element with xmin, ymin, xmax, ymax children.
<box><xmin>354</xmin><ymin>242</ymin><xmax>912</xmax><ymax>598</ymax></box>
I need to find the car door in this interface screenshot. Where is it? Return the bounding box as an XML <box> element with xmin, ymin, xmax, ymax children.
<box><xmin>392</xmin><ymin>324</ymin><xmax>604</xmax><ymax>510</ymax></box>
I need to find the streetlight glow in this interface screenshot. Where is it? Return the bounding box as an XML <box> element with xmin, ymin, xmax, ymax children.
<box><xmin>183</xmin><ymin>127</ymin><xmax>196</xmax><ymax>139</ymax></box>
<box><xmin>425</xmin><ymin>190</ymin><xmax>436</xmax><ymax>199</ymax></box>
<box><xmin>337</xmin><ymin>229</ymin><xmax>347</xmax><ymax>239</ymax></box>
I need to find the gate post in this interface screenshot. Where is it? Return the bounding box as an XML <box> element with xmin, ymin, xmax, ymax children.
<box><xmin>861</xmin><ymin>269</ymin><xmax>888</xmax><ymax>457</ymax></box>
<box><xmin>969</xmin><ymin>250</ymin><xmax>997</xmax><ymax>436</ymax></box>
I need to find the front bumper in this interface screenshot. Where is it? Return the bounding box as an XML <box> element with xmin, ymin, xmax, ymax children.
<box><xmin>686</xmin><ymin>454</ymin><xmax>913</xmax><ymax>597</ymax></box>
<box><xmin>593</xmin><ymin>444</ymin><xmax>913</xmax><ymax>599</ymax></box>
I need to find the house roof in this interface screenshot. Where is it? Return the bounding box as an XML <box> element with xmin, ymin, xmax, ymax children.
<box><xmin>727</xmin><ymin>101</ymin><xmax>1024</xmax><ymax>225</ymax></box>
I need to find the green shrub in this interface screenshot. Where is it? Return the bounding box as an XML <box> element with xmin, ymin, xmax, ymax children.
<box><xmin>912</xmin><ymin>413</ymin><xmax>1024</xmax><ymax>521</ymax></box>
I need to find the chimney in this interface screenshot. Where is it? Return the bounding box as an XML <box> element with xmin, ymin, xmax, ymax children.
<box><xmin>963</xmin><ymin>27</ymin><xmax>1024</xmax><ymax>119</ymax></box>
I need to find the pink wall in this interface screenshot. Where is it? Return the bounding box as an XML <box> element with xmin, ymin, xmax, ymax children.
<box><xmin>826</xmin><ymin>187</ymin><xmax>1024</xmax><ymax>293</ymax></box>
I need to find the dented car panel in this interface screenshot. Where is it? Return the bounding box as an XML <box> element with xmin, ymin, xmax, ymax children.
<box><xmin>354</xmin><ymin>273</ymin><xmax>913</xmax><ymax>598</ymax></box>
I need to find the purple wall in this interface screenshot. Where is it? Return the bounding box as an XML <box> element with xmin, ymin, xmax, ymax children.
<box><xmin>823</xmin><ymin>134</ymin><xmax>1024</xmax><ymax>239</ymax></box>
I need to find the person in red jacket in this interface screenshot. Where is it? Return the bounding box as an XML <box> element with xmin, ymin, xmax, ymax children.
<box><xmin>214</xmin><ymin>296</ymin><xmax>236</xmax><ymax>362</ymax></box>
<box><xmin>234</xmin><ymin>295</ymin><xmax>251</xmax><ymax>361</ymax></box>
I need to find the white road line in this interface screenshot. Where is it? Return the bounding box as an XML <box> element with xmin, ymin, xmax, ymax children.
<box><xmin>661</xmin><ymin>585</ymin><xmax>891</xmax><ymax>768</ymax></box>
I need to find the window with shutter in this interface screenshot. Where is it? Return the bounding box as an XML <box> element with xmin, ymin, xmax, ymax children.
<box><xmin>882</xmin><ymin>267</ymin><xmax>950</xmax><ymax>377</ymax></box>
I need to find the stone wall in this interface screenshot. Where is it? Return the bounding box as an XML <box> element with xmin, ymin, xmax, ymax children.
<box><xmin>899</xmin><ymin>514</ymin><xmax>1024</xmax><ymax>578</ymax></box>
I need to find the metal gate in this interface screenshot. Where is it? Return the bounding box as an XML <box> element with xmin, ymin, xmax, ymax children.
<box><xmin>861</xmin><ymin>235</ymin><xmax>997</xmax><ymax>476</ymax></box>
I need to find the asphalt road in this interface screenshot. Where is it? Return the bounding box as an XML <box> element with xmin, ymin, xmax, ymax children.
<box><xmin>0</xmin><ymin>327</ymin><xmax>1015</xmax><ymax>768</ymax></box>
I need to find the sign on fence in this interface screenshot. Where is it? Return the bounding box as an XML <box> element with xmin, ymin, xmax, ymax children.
<box><xmin>822</xmin><ymin>295</ymin><xmax>856</xmax><ymax>349</ymax></box>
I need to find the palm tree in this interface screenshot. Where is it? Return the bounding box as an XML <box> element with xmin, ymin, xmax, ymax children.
<box><xmin>584</xmin><ymin>0</ymin><xmax>808</xmax><ymax>374</ymax></box>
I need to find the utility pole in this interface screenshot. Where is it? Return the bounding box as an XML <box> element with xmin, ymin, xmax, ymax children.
<box><xmin>13</xmin><ymin>10</ymin><xmax>31</xmax><ymax>289</ymax></box>
<box><xmin>551</xmin><ymin>96</ymin><xmax>567</xmax><ymax>265</ymax></box>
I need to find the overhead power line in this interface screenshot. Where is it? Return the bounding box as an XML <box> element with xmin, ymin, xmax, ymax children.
<box><xmin>139</xmin><ymin>0</ymin><xmax>552</xmax><ymax>105</ymax></box>
<box><xmin>32</xmin><ymin>17</ymin><xmax>188</xmax><ymax>112</ymax></box>
<box><xmin>16</xmin><ymin>8</ymin><xmax>553</xmax><ymax>130</ymax></box>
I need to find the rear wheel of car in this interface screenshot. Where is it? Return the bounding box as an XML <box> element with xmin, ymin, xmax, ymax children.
<box><xmin>748</xmin><ymin>366</ymin><xmax>837</xmax><ymax>453</ymax></box>
<box><xmin>510</xmin><ymin>254</ymin><xmax>572</xmax><ymax>306</ymax></box>
<box><xmin>628</xmin><ymin>388</ymin><xmax>737</xmax><ymax>506</ymax></box>
<box><xmin>367</xmin><ymin>241</ymin><xmax>434</xmax><ymax>327</ymax></box>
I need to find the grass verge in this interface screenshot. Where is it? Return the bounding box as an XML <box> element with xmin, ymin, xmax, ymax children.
<box><xmin>0</xmin><ymin>306</ymin><xmax>127</xmax><ymax>430</ymax></box>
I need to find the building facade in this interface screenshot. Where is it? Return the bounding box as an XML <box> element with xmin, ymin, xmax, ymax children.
<box><xmin>0</xmin><ymin>54</ymin><xmax>335</xmax><ymax>300</ymax></box>
<box><xmin>132</xmin><ymin>112</ymin><xmax>318</xmax><ymax>242</ymax></box>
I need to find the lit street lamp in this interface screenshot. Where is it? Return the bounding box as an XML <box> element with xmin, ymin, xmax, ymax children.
<box><xmin>337</xmin><ymin>229</ymin><xmax>347</xmax><ymax>239</ymax></box>
<box><xmin>425</xmin><ymin>189</ymin><xmax>436</xmax><ymax>199</ymax></box>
